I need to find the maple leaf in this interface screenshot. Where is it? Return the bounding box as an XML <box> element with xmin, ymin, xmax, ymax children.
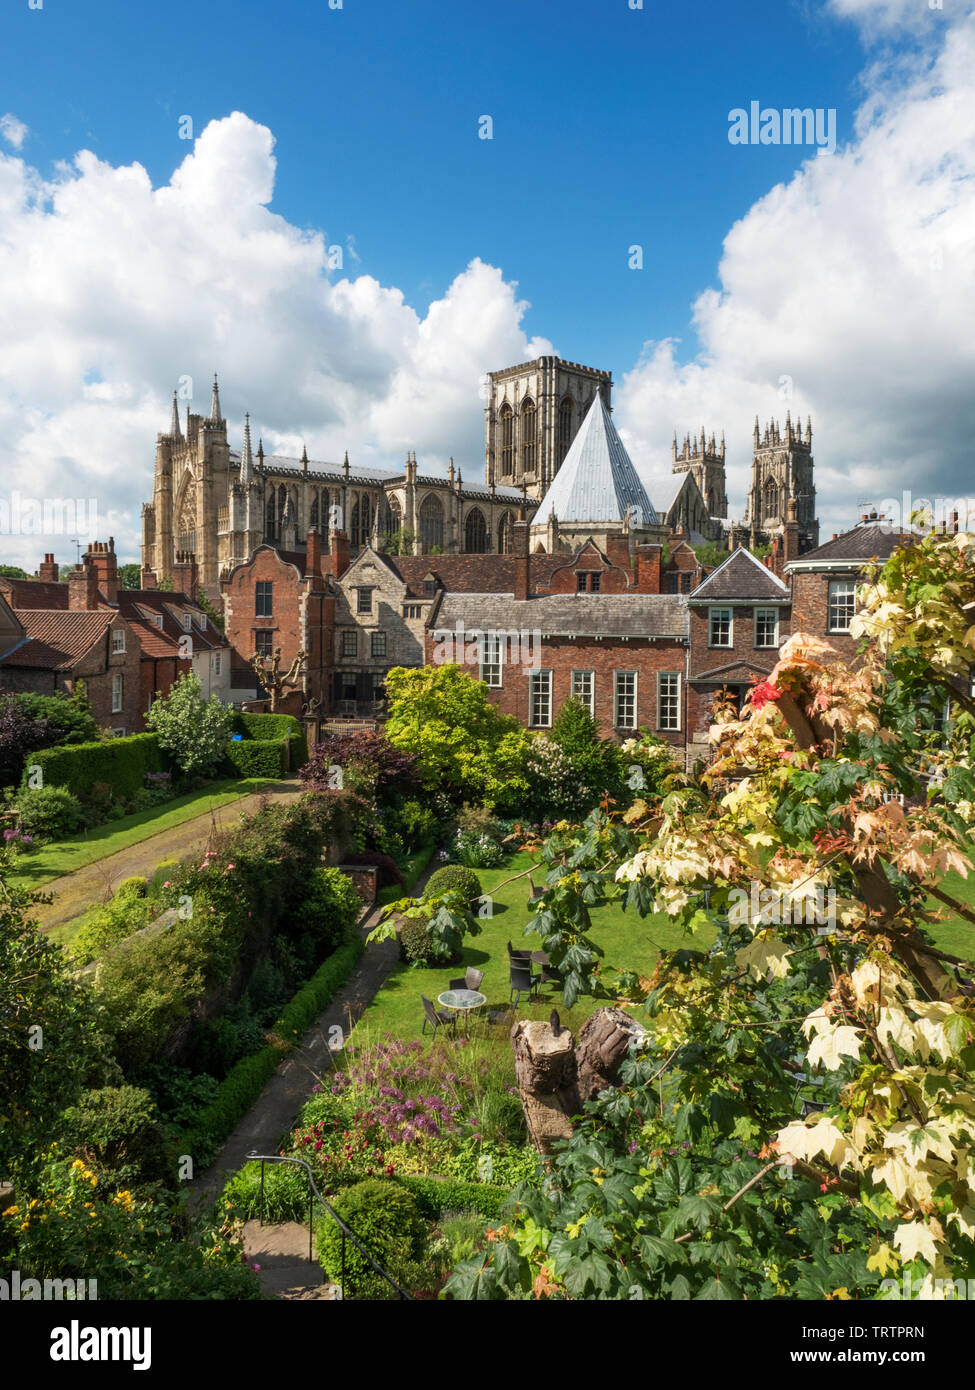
<box><xmin>866</xmin><ymin>1241</ymin><xmax>900</xmax><ymax>1277</ymax></box>
<box><xmin>532</xmin><ymin>1264</ymin><xmax>560</xmax><ymax>1300</ymax></box>
<box><xmin>892</xmin><ymin>1219</ymin><xmax>940</xmax><ymax>1268</ymax></box>
<box><xmin>735</xmin><ymin>936</ymin><xmax>792</xmax><ymax>982</ymax></box>
<box><xmin>807</xmin><ymin>1023</ymin><xmax>863</xmax><ymax>1071</ymax></box>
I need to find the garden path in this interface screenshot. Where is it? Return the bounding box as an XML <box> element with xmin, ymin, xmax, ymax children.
<box><xmin>34</xmin><ymin>779</ymin><xmax>303</xmax><ymax>931</ymax></box>
<box><xmin>241</xmin><ymin>1220</ymin><xmax>340</xmax><ymax>1300</ymax></box>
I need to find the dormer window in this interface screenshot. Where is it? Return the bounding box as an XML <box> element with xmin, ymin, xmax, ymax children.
<box><xmin>423</xmin><ymin>579</ymin><xmax>437</xmax><ymax>597</ymax></box>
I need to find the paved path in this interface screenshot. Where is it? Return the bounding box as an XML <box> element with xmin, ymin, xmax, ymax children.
<box><xmin>241</xmin><ymin>1220</ymin><xmax>339</xmax><ymax>1300</ymax></box>
<box><xmin>34</xmin><ymin>779</ymin><xmax>303</xmax><ymax>931</ymax></box>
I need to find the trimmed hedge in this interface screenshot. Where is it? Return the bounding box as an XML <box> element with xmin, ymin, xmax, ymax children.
<box><xmin>233</xmin><ymin>711</ymin><xmax>307</xmax><ymax>770</ymax></box>
<box><xmin>24</xmin><ymin>733</ymin><xmax>163</xmax><ymax>798</ymax></box>
<box><xmin>178</xmin><ymin>933</ymin><xmax>365</xmax><ymax>1166</ymax></box>
<box><xmin>224</xmin><ymin>738</ymin><xmax>288</xmax><ymax>779</ymax></box>
<box><xmin>392</xmin><ymin>1174</ymin><xmax>514</xmax><ymax>1220</ymax></box>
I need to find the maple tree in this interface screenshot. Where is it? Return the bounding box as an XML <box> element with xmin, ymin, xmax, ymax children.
<box><xmin>447</xmin><ymin>526</ymin><xmax>975</xmax><ymax>1300</ymax></box>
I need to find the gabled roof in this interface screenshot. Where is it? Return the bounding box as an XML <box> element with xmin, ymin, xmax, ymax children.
<box><xmin>688</xmin><ymin>546</ymin><xmax>790</xmax><ymax>602</ymax></box>
<box><xmin>692</xmin><ymin>657</ymin><xmax>777</xmax><ymax>682</ymax></box>
<box><xmin>117</xmin><ymin>589</ymin><xmax>227</xmax><ymax>651</ymax></box>
<box><xmin>785</xmin><ymin>522</ymin><xmax>916</xmax><ymax>569</ymax></box>
<box><xmin>0</xmin><ymin>610</ymin><xmax>115</xmax><ymax>670</ymax></box>
<box><xmin>388</xmin><ymin>553</ymin><xmax>567</xmax><ymax>598</ymax></box>
<box><xmin>533</xmin><ymin>395</ymin><xmax>659</xmax><ymax>527</ymax></box>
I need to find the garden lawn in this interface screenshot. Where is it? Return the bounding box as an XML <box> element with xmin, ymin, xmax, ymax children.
<box><xmin>8</xmin><ymin>778</ymin><xmax>277</xmax><ymax>889</ymax></box>
<box><xmin>358</xmin><ymin>850</ymin><xmax>714</xmax><ymax>1042</ymax></box>
<box><xmin>926</xmin><ymin>871</ymin><xmax>975</xmax><ymax>962</ymax></box>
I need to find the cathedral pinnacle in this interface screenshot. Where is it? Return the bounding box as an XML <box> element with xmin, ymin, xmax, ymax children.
<box><xmin>240</xmin><ymin>413</ymin><xmax>254</xmax><ymax>485</ymax></box>
<box><xmin>208</xmin><ymin>374</ymin><xmax>223</xmax><ymax>422</ymax></box>
<box><xmin>170</xmin><ymin>392</ymin><xmax>182</xmax><ymax>440</ymax></box>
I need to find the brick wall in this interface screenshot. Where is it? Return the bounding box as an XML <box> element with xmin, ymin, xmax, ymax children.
<box><xmin>790</xmin><ymin>571</ymin><xmax>859</xmax><ymax>661</ymax></box>
<box><xmin>424</xmin><ymin>631</ymin><xmax>688</xmax><ymax>748</ymax></box>
<box><xmin>686</xmin><ymin>600</ymin><xmax>791</xmax><ymax>737</ymax></box>
<box><xmin>74</xmin><ymin>615</ymin><xmax>143</xmax><ymax>734</ymax></box>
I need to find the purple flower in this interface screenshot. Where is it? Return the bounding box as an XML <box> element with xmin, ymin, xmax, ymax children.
<box><xmin>628</xmin><ymin>1141</ymin><xmax>638</xmax><ymax>1155</ymax></box>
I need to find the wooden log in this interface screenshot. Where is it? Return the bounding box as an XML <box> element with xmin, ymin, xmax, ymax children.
<box><xmin>574</xmin><ymin>1007</ymin><xmax>647</xmax><ymax>1104</ymax></box>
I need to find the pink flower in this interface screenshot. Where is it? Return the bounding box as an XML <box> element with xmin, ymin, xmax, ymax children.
<box><xmin>162</xmin><ymin>881</ymin><xmax>171</xmax><ymax>888</ymax></box>
<box><xmin>226</xmin><ymin>863</ymin><xmax>236</xmax><ymax>870</ymax></box>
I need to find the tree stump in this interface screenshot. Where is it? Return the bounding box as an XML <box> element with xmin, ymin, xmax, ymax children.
<box><xmin>512</xmin><ymin>1007</ymin><xmax>647</xmax><ymax>1154</ymax></box>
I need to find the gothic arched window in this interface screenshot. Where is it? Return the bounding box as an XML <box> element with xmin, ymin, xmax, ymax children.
<box><xmin>309</xmin><ymin>491</ymin><xmax>319</xmax><ymax>531</ymax></box>
<box><xmin>265</xmin><ymin>493</ymin><xmax>276</xmax><ymax>540</ymax></box>
<box><xmin>497</xmin><ymin>510</ymin><xmax>514</xmax><ymax>554</ymax></box>
<box><xmin>499</xmin><ymin>403</ymin><xmax>514</xmax><ymax>476</ymax></box>
<box><xmin>321</xmin><ymin>488</ymin><xmax>331</xmax><ymax>533</ymax></box>
<box><xmin>350</xmin><ymin>494</ymin><xmax>372</xmax><ymax>548</ymax></box>
<box><xmin>464</xmin><ymin>507</ymin><xmax>487</xmax><ymax>554</ymax></box>
<box><xmin>763</xmin><ymin>476</ymin><xmax>778</xmax><ymax>520</ymax></box>
<box><xmin>558</xmin><ymin>397</ymin><xmax>573</xmax><ymax>462</ymax></box>
<box><xmin>386</xmin><ymin>496</ymin><xmax>402</xmax><ymax>544</ymax></box>
<box><xmin>418</xmin><ymin>493</ymin><xmax>444</xmax><ymax>552</ymax></box>
<box><xmin>277</xmin><ymin>485</ymin><xmax>287</xmax><ymax>534</ymax></box>
<box><xmin>521</xmin><ymin>398</ymin><xmax>536</xmax><ymax>476</ymax></box>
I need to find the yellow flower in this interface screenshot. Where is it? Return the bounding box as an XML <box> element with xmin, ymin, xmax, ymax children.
<box><xmin>3</xmin><ymin>1206</ymin><xmax>19</xmax><ymax>1217</ymax></box>
<box><xmin>71</xmin><ymin>1159</ymin><xmax>85</xmax><ymax>1171</ymax></box>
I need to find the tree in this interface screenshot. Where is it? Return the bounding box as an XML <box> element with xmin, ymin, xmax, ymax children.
<box><xmin>449</xmin><ymin>527</ymin><xmax>975</xmax><ymax>1300</ymax></box>
<box><xmin>145</xmin><ymin>672</ymin><xmax>233</xmax><ymax>777</ymax></box>
<box><xmin>195</xmin><ymin>587</ymin><xmax>224</xmax><ymax>632</ymax></box>
<box><xmin>249</xmin><ymin>647</ymin><xmax>305</xmax><ymax>712</ymax></box>
<box><xmin>0</xmin><ymin>565</ymin><xmax>28</xmax><ymax>579</ymax></box>
<box><xmin>0</xmin><ymin>697</ymin><xmax>55</xmax><ymax>788</ymax></box>
<box><xmin>119</xmin><ymin>563</ymin><xmax>142</xmax><ymax>589</ymax></box>
<box><xmin>691</xmin><ymin>542</ymin><xmax>729</xmax><ymax>569</ymax></box>
<box><xmin>15</xmin><ymin>687</ymin><xmax>98</xmax><ymax>746</ymax></box>
<box><xmin>301</xmin><ymin>729</ymin><xmax>419</xmax><ymax>800</ymax></box>
<box><xmin>384</xmin><ymin>664</ymin><xmax>532</xmax><ymax>813</ymax></box>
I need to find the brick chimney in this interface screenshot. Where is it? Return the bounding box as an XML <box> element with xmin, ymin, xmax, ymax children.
<box><xmin>783</xmin><ymin>500</ymin><xmax>800</xmax><ymax>567</ymax></box>
<box><xmin>140</xmin><ymin>567</ymin><xmax>158</xmax><ymax>590</ymax></box>
<box><xmin>328</xmin><ymin>529</ymin><xmax>350</xmax><ymax>580</ymax></box>
<box><xmin>68</xmin><ymin>558</ymin><xmax>100</xmax><ymax>611</ymax></box>
<box><xmin>305</xmin><ymin>531</ymin><xmax>323</xmax><ymax>583</ymax></box>
<box><xmin>635</xmin><ymin>543</ymin><xmax>662</xmax><ymax>594</ymax></box>
<box><xmin>513</xmin><ymin>520</ymin><xmax>530</xmax><ymax>602</ymax></box>
<box><xmin>84</xmin><ymin>538</ymin><xmax>120</xmax><ymax>604</ymax></box>
<box><xmin>605</xmin><ymin>533</ymin><xmax>632</xmax><ymax>574</ymax></box>
<box><xmin>38</xmin><ymin>553</ymin><xmax>59</xmax><ymax>583</ymax></box>
<box><xmin>172</xmin><ymin>550</ymin><xmax>199</xmax><ymax>599</ymax></box>
<box><xmin>768</xmin><ymin>533</ymin><xmax>784</xmax><ymax>578</ymax></box>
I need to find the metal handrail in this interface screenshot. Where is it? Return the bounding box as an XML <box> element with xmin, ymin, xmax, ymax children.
<box><xmin>245</xmin><ymin>1151</ymin><xmax>415</xmax><ymax>1301</ymax></box>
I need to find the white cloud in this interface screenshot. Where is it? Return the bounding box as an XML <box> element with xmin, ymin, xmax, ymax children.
<box><xmin>0</xmin><ymin>112</ymin><xmax>549</xmax><ymax>566</ymax></box>
<box><xmin>617</xmin><ymin>14</ymin><xmax>975</xmax><ymax>540</ymax></box>
<box><xmin>0</xmin><ymin>114</ymin><xmax>27</xmax><ymax>150</ymax></box>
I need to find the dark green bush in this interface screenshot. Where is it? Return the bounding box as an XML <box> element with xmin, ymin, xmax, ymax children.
<box><xmin>393</xmin><ymin>1174</ymin><xmax>513</xmax><ymax>1220</ymax></box>
<box><xmin>424</xmin><ymin>864</ymin><xmax>481</xmax><ymax>904</ymax></box>
<box><xmin>15</xmin><ymin>690</ymin><xmax>98</xmax><ymax>745</ymax></box>
<box><xmin>60</xmin><ymin>1085</ymin><xmax>170</xmax><ymax>1190</ymax></box>
<box><xmin>13</xmin><ymin>785</ymin><xmax>86</xmax><ymax>840</ymax></box>
<box><xmin>315</xmin><ymin>1179</ymin><xmax>425</xmax><ymax>1295</ymax></box>
<box><xmin>25</xmin><ymin>733</ymin><xmax>163</xmax><ymax>799</ymax></box>
<box><xmin>399</xmin><ymin>918</ymin><xmax>434</xmax><ymax>965</ymax></box>
<box><xmin>224</xmin><ymin>737</ymin><xmax>287</xmax><ymax>778</ymax></box>
<box><xmin>233</xmin><ymin>711</ymin><xmax>308</xmax><ymax>769</ymax></box>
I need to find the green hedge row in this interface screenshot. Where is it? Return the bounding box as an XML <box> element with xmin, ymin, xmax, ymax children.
<box><xmin>23</xmin><ymin>733</ymin><xmax>163</xmax><ymax>797</ymax></box>
<box><xmin>224</xmin><ymin>738</ymin><xmax>288</xmax><ymax>779</ymax></box>
<box><xmin>392</xmin><ymin>1174</ymin><xmax>515</xmax><ymax>1220</ymax></box>
<box><xmin>232</xmin><ymin>712</ymin><xmax>308</xmax><ymax>769</ymax></box>
<box><xmin>179</xmin><ymin>933</ymin><xmax>365</xmax><ymax>1167</ymax></box>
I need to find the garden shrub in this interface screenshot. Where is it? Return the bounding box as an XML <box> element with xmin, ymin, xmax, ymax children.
<box><xmin>399</xmin><ymin>917</ymin><xmax>435</xmax><ymax>965</ymax></box>
<box><xmin>392</xmin><ymin>1174</ymin><xmax>513</xmax><ymax>1221</ymax></box>
<box><xmin>315</xmin><ymin>1178</ymin><xmax>425</xmax><ymax>1295</ymax></box>
<box><xmin>71</xmin><ymin>892</ymin><xmax>158</xmax><ymax>965</ymax></box>
<box><xmin>423</xmin><ymin>864</ymin><xmax>481</xmax><ymax>905</ymax></box>
<box><xmin>451</xmin><ymin>827</ymin><xmax>505</xmax><ymax>868</ymax></box>
<box><xmin>24</xmin><ymin>733</ymin><xmax>163</xmax><ymax>799</ymax></box>
<box><xmin>393</xmin><ymin>797</ymin><xmax>437</xmax><ymax>849</ymax></box>
<box><xmin>60</xmin><ymin>1084</ymin><xmax>170</xmax><ymax>1190</ymax></box>
<box><xmin>116</xmin><ymin>876</ymin><xmax>148</xmax><ymax>899</ymax></box>
<box><xmin>298</xmin><ymin>866</ymin><xmax>363</xmax><ymax>959</ymax></box>
<box><xmin>455</xmin><ymin>803</ymin><xmax>504</xmax><ymax>842</ymax></box>
<box><xmin>12</xmin><ymin>785</ymin><xmax>86</xmax><ymax>841</ymax></box>
<box><xmin>221</xmin><ymin>1160</ymin><xmax>310</xmax><ymax>1224</ymax></box>
<box><xmin>233</xmin><ymin>711</ymin><xmax>307</xmax><ymax>769</ymax></box>
<box><xmin>223</xmin><ymin>737</ymin><xmax>287</xmax><ymax>779</ymax></box>
<box><xmin>15</xmin><ymin>689</ymin><xmax>99</xmax><ymax>746</ymax></box>
<box><xmin>146</xmin><ymin>672</ymin><xmax>234</xmax><ymax>777</ymax></box>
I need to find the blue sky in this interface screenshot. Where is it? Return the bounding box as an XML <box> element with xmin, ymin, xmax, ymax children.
<box><xmin>0</xmin><ymin>0</ymin><xmax>971</xmax><ymax>564</ymax></box>
<box><xmin>6</xmin><ymin>0</ymin><xmax>868</xmax><ymax>372</ymax></box>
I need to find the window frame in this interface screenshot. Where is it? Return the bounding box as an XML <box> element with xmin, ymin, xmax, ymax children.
<box><xmin>657</xmin><ymin>671</ymin><xmax>681</xmax><ymax>732</ymax></box>
<box><xmin>255</xmin><ymin>582</ymin><xmax>273</xmax><ymax>618</ymax></box>
<box><xmin>827</xmin><ymin>579</ymin><xmax>857</xmax><ymax>633</ymax></box>
<box><xmin>111</xmin><ymin>672</ymin><xmax>124</xmax><ymax>714</ymax></box>
<box><xmin>614</xmin><ymin>670</ymin><xmax>638</xmax><ymax>730</ymax></box>
<box><xmin>479</xmin><ymin>634</ymin><xmax>503</xmax><ymax>688</ymax></box>
<box><xmin>570</xmin><ymin>669</ymin><xmax>595</xmax><ymax>716</ymax></box>
<box><xmin>370</xmin><ymin>630</ymin><xmax>387</xmax><ymax>659</ymax></box>
<box><xmin>529</xmin><ymin>669</ymin><xmax>553</xmax><ymax>728</ymax></box>
<box><xmin>112</xmin><ymin>628</ymin><xmax>126</xmax><ymax>654</ymax></box>
<box><xmin>753</xmin><ymin>607</ymin><xmax>779</xmax><ymax>649</ymax></box>
<box><xmin>341</xmin><ymin>630</ymin><xmax>358</xmax><ymax>658</ymax></box>
<box><xmin>254</xmin><ymin>630</ymin><xmax>274</xmax><ymax>659</ymax></box>
<box><xmin>708</xmin><ymin>607</ymin><xmax>733</xmax><ymax>648</ymax></box>
<box><xmin>356</xmin><ymin>587</ymin><xmax>373</xmax><ymax>616</ymax></box>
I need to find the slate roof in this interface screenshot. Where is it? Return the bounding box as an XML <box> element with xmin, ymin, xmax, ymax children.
<box><xmin>533</xmin><ymin>396</ymin><xmax>659</xmax><ymax>527</ymax></box>
<box><xmin>432</xmin><ymin>593</ymin><xmax>688</xmax><ymax>640</ymax></box>
<box><xmin>0</xmin><ymin>610</ymin><xmax>114</xmax><ymax>670</ymax></box>
<box><xmin>227</xmin><ymin>452</ymin><xmax>525</xmax><ymax>502</ymax></box>
<box><xmin>389</xmin><ymin>554</ymin><xmax>568</xmax><ymax>597</ymax></box>
<box><xmin>785</xmin><ymin>522</ymin><xmax>917</xmax><ymax>568</ymax></box>
<box><xmin>687</xmin><ymin>546</ymin><xmax>790</xmax><ymax>602</ymax></box>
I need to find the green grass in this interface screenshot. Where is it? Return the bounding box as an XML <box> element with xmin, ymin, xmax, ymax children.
<box><xmin>926</xmin><ymin>871</ymin><xmax>975</xmax><ymax>961</ymax></box>
<box><xmin>8</xmin><ymin>778</ymin><xmax>280</xmax><ymax>889</ymax></box>
<box><xmin>358</xmin><ymin>850</ymin><xmax>713</xmax><ymax>1041</ymax></box>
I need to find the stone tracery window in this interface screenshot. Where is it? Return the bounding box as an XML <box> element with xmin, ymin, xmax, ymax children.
<box><xmin>521</xmin><ymin>397</ymin><xmax>536</xmax><ymax>476</ymax></box>
<box><xmin>558</xmin><ymin>397</ymin><xmax>573</xmax><ymax>462</ymax></box>
<box><xmin>497</xmin><ymin>511</ymin><xmax>514</xmax><ymax>554</ymax></box>
<box><xmin>464</xmin><ymin>507</ymin><xmax>487</xmax><ymax>553</ymax></box>
<box><xmin>418</xmin><ymin>493</ymin><xmax>444</xmax><ymax>552</ymax></box>
<box><xmin>499</xmin><ymin>403</ymin><xmax>514</xmax><ymax>476</ymax></box>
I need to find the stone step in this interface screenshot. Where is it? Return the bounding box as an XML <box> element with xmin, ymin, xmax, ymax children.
<box><xmin>242</xmin><ymin>1219</ymin><xmax>341</xmax><ymax>1301</ymax></box>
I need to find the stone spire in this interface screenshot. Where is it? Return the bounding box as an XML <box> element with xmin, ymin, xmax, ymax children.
<box><xmin>208</xmin><ymin>373</ymin><xmax>223</xmax><ymax>422</ymax></box>
<box><xmin>240</xmin><ymin>413</ymin><xmax>254</xmax><ymax>485</ymax></box>
<box><xmin>170</xmin><ymin>392</ymin><xmax>182</xmax><ymax>440</ymax></box>
<box><xmin>301</xmin><ymin>444</ymin><xmax>309</xmax><ymax>472</ymax></box>
<box><xmin>257</xmin><ymin>437</ymin><xmax>264</xmax><ymax>468</ymax></box>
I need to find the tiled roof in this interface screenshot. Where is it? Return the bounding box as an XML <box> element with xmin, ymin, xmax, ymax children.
<box><xmin>533</xmin><ymin>395</ymin><xmax>659</xmax><ymax>527</ymax></box>
<box><xmin>688</xmin><ymin>547</ymin><xmax>791</xmax><ymax>602</ymax></box>
<box><xmin>389</xmin><ymin>554</ymin><xmax>568</xmax><ymax>597</ymax></box>
<box><xmin>786</xmin><ymin>522</ymin><xmax>917</xmax><ymax>567</ymax></box>
<box><xmin>432</xmin><ymin>593</ymin><xmax>688</xmax><ymax>640</ymax></box>
<box><xmin>0</xmin><ymin>577</ymin><xmax>70</xmax><ymax>610</ymax></box>
<box><xmin>0</xmin><ymin>610</ymin><xmax>113</xmax><ymax>670</ymax></box>
<box><xmin>117</xmin><ymin>590</ymin><xmax>227</xmax><ymax>653</ymax></box>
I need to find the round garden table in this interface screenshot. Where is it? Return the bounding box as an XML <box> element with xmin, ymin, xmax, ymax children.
<box><xmin>437</xmin><ymin>988</ymin><xmax>487</xmax><ymax>1034</ymax></box>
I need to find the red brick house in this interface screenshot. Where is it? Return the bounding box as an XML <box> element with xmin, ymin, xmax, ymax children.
<box><xmin>685</xmin><ymin>547</ymin><xmax>792</xmax><ymax>748</ymax></box>
<box><xmin>221</xmin><ymin>531</ymin><xmax>335</xmax><ymax>713</ymax></box>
